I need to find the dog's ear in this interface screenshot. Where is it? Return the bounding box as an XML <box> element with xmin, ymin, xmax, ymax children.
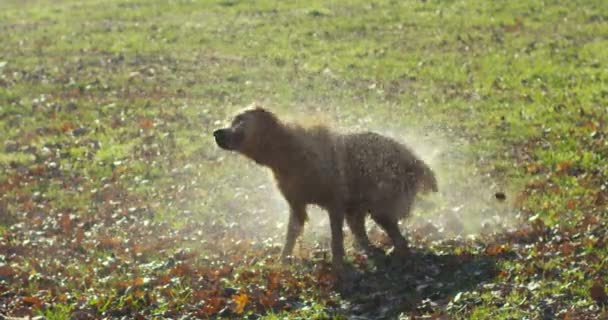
<box><xmin>254</xmin><ymin>105</ymin><xmax>268</xmax><ymax>112</ymax></box>
<box><xmin>252</xmin><ymin>106</ymin><xmax>278</xmax><ymax>120</ymax></box>
<box><xmin>249</xmin><ymin>106</ymin><xmax>281</xmax><ymax>130</ymax></box>
<box><xmin>247</xmin><ymin>102</ymin><xmax>266</xmax><ymax>112</ymax></box>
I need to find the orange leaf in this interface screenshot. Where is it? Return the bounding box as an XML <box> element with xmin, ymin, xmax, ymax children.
<box><xmin>566</xmin><ymin>199</ymin><xmax>577</xmax><ymax>210</ymax></box>
<box><xmin>504</xmin><ymin>17</ymin><xmax>523</xmax><ymax>33</ymax></box>
<box><xmin>170</xmin><ymin>263</ymin><xmax>192</xmax><ymax>277</ymax></box>
<box><xmin>582</xmin><ymin>215</ymin><xmax>599</xmax><ymax>227</ymax></box>
<box><xmin>314</xmin><ymin>265</ymin><xmax>337</xmax><ymax>286</ymax></box>
<box><xmin>526</xmin><ymin>163</ymin><xmax>542</xmax><ymax>174</ymax></box>
<box><xmin>215</xmin><ymin>265</ymin><xmax>234</xmax><ymax>277</ymax></box>
<box><xmin>59</xmin><ymin>121</ymin><xmax>75</xmax><ymax>133</ymax></box>
<box><xmin>22</xmin><ymin>296</ymin><xmax>43</xmax><ymax>308</ymax></box>
<box><xmin>592</xmin><ymin>192</ymin><xmax>607</xmax><ymax>206</ymax></box>
<box><xmin>260</xmin><ymin>290</ymin><xmax>279</xmax><ymax>308</ymax></box>
<box><xmin>526</xmin><ymin>179</ymin><xmax>547</xmax><ymax>190</ymax></box>
<box><xmin>236</xmin><ymin>270</ymin><xmax>256</xmax><ymax>281</ymax></box>
<box><xmin>139</xmin><ymin>118</ymin><xmax>154</xmax><ymax>129</ymax></box>
<box><xmin>485</xmin><ymin>244</ymin><xmax>510</xmax><ymax>256</ymax></box>
<box><xmin>133</xmin><ymin>277</ymin><xmax>145</xmax><ymax>286</ymax></box>
<box><xmin>232</xmin><ymin>292</ymin><xmax>249</xmax><ymax>314</ymax></box>
<box><xmin>267</xmin><ymin>272</ymin><xmax>281</xmax><ymax>290</ymax></box>
<box><xmin>99</xmin><ymin>236</ymin><xmax>121</xmax><ymax>250</ymax></box>
<box><xmin>556</xmin><ymin>160</ymin><xmax>572</xmax><ymax>174</ymax></box>
<box><xmin>201</xmin><ymin>297</ymin><xmax>225</xmax><ymax>316</ymax></box>
<box><xmin>75</xmin><ymin>228</ymin><xmax>85</xmax><ymax>244</ymax></box>
<box><xmin>0</xmin><ymin>265</ymin><xmax>15</xmax><ymax>277</ymax></box>
<box><xmin>134</xmin><ymin>289</ymin><xmax>145</xmax><ymax>298</ymax></box>
<box><xmin>60</xmin><ymin>213</ymin><xmax>72</xmax><ymax>234</ymax></box>
<box><xmin>583</xmin><ymin>120</ymin><xmax>599</xmax><ymax>130</ymax></box>
<box><xmin>531</xmin><ymin>218</ymin><xmax>546</xmax><ymax>234</ymax></box>
<box><xmin>560</xmin><ymin>242</ymin><xmax>575</xmax><ymax>256</ymax></box>
<box><xmin>157</xmin><ymin>274</ymin><xmax>171</xmax><ymax>285</ymax></box>
<box><xmin>57</xmin><ymin>294</ymin><xmax>67</xmax><ymax>303</ymax></box>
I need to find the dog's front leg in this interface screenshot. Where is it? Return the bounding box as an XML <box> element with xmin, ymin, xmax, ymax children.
<box><xmin>328</xmin><ymin>207</ymin><xmax>346</xmax><ymax>271</ymax></box>
<box><xmin>280</xmin><ymin>203</ymin><xmax>306</xmax><ymax>262</ymax></box>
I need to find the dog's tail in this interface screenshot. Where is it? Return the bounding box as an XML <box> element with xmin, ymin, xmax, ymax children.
<box><xmin>416</xmin><ymin>164</ymin><xmax>438</xmax><ymax>194</ymax></box>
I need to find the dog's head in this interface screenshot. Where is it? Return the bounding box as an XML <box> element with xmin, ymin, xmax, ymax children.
<box><xmin>213</xmin><ymin>107</ymin><xmax>281</xmax><ymax>160</ymax></box>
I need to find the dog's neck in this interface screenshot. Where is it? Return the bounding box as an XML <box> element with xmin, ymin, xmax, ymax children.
<box><xmin>245</xmin><ymin>123</ymin><xmax>304</xmax><ymax>174</ymax></box>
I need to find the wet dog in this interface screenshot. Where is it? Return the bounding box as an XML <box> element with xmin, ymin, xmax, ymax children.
<box><xmin>214</xmin><ymin>107</ymin><xmax>437</xmax><ymax>271</ymax></box>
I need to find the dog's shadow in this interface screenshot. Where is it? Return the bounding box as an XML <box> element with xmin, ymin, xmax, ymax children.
<box><xmin>339</xmin><ymin>249</ymin><xmax>497</xmax><ymax>319</ymax></box>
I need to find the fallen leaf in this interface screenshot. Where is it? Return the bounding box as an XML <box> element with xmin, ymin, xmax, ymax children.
<box><xmin>267</xmin><ymin>271</ymin><xmax>281</xmax><ymax>290</ymax></box>
<box><xmin>139</xmin><ymin>118</ymin><xmax>154</xmax><ymax>129</ymax></box>
<box><xmin>98</xmin><ymin>236</ymin><xmax>121</xmax><ymax>250</ymax></box>
<box><xmin>485</xmin><ymin>244</ymin><xmax>510</xmax><ymax>256</ymax></box>
<box><xmin>560</xmin><ymin>242</ymin><xmax>575</xmax><ymax>256</ymax></box>
<box><xmin>201</xmin><ymin>297</ymin><xmax>225</xmax><ymax>316</ymax></box>
<box><xmin>60</xmin><ymin>213</ymin><xmax>72</xmax><ymax>234</ymax></box>
<box><xmin>169</xmin><ymin>263</ymin><xmax>191</xmax><ymax>277</ymax></box>
<box><xmin>232</xmin><ymin>292</ymin><xmax>249</xmax><ymax>314</ymax></box>
<box><xmin>0</xmin><ymin>265</ymin><xmax>15</xmax><ymax>277</ymax></box>
<box><xmin>565</xmin><ymin>199</ymin><xmax>577</xmax><ymax>210</ymax></box>
<box><xmin>526</xmin><ymin>163</ymin><xmax>542</xmax><ymax>174</ymax></box>
<box><xmin>22</xmin><ymin>296</ymin><xmax>43</xmax><ymax>308</ymax></box>
<box><xmin>556</xmin><ymin>160</ymin><xmax>572</xmax><ymax>174</ymax></box>
<box><xmin>60</xmin><ymin>121</ymin><xmax>76</xmax><ymax>133</ymax></box>
<box><xmin>260</xmin><ymin>290</ymin><xmax>279</xmax><ymax>308</ymax></box>
<box><xmin>590</xmin><ymin>282</ymin><xmax>607</xmax><ymax>305</ymax></box>
<box><xmin>133</xmin><ymin>277</ymin><xmax>145</xmax><ymax>286</ymax></box>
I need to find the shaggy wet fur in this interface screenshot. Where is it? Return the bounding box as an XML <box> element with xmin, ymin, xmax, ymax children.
<box><xmin>213</xmin><ymin>108</ymin><xmax>438</xmax><ymax>270</ymax></box>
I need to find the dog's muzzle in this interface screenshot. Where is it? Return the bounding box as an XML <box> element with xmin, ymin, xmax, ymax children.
<box><xmin>214</xmin><ymin>127</ymin><xmax>245</xmax><ymax>150</ymax></box>
<box><xmin>213</xmin><ymin>129</ymin><xmax>230</xmax><ymax>149</ymax></box>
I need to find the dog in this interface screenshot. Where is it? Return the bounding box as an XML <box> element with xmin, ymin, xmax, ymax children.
<box><xmin>214</xmin><ymin>107</ymin><xmax>438</xmax><ymax>271</ymax></box>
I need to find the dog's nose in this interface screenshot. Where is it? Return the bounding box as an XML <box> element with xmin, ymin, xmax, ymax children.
<box><xmin>214</xmin><ymin>129</ymin><xmax>229</xmax><ymax>142</ymax></box>
<box><xmin>214</xmin><ymin>129</ymin><xmax>229</xmax><ymax>148</ymax></box>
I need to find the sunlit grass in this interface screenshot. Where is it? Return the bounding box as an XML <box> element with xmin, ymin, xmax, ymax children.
<box><xmin>1</xmin><ymin>0</ymin><xmax>607</xmax><ymax>318</ymax></box>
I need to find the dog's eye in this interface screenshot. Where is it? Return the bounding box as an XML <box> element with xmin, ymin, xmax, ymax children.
<box><xmin>233</xmin><ymin>115</ymin><xmax>244</xmax><ymax>123</ymax></box>
<box><xmin>232</xmin><ymin>115</ymin><xmax>247</xmax><ymax>127</ymax></box>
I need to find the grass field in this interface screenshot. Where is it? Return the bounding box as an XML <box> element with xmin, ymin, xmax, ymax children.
<box><xmin>1</xmin><ymin>0</ymin><xmax>607</xmax><ymax>319</ymax></box>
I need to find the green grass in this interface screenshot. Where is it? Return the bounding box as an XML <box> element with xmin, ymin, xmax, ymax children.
<box><xmin>1</xmin><ymin>0</ymin><xmax>607</xmax><ymax>318</ymax></box>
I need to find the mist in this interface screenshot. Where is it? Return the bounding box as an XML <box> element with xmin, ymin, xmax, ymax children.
<box><xmin>206</xmin><ymin>107</ymin><xmax>520</xmax><ymax>258</ymax></box>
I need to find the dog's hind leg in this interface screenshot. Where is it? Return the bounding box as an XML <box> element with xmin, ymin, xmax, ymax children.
<box><xmin>347</xmin><ymin>212</ymin><xmax>387</xmax><ymax>258</ymax></box>
<box><xmin>372</xmin><ymin>214</ymin><xmax>410</xmax><ymax>257</ymax></box>
<box><xmin>346</xmin><ymin>212</ymin><xmax>370</xmax><ymax>250</ymax></box>
<box><xmin>371</xmin><ymin>195</ymin><xmax>414</xmax><ymax>257</ymax></box>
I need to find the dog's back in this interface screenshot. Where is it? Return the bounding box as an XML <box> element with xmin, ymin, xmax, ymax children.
<box><xmin>343</xmin><ymin>132</ymin><xmax>437</xmax><ymax>212</ymax></box>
